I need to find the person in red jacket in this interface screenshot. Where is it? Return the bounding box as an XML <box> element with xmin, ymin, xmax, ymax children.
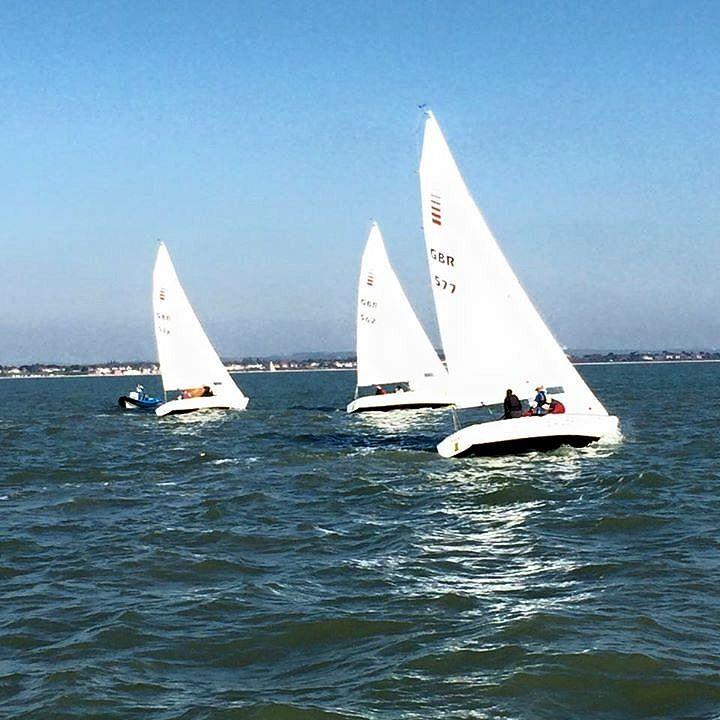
<box><xmin>547</xmin><ymin>398</ymin><xmax>566</xmax><ymax>414</ymax></box>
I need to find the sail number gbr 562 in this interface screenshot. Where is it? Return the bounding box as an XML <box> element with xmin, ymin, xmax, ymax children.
<box><xmin>359</xmin><ymin>297</ymin><xmax>377</xmax><ymax>324</ymax></box>
<box><xmin>429</xmin><ymin>247</ymin><xmax>456</xmax><ymax>294</ymax></box>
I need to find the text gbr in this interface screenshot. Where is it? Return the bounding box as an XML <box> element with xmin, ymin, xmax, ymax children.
<box><xmin>429</xmin><ymin>248</ymin><xmax>456</xmax><ymax>293</ymax></box>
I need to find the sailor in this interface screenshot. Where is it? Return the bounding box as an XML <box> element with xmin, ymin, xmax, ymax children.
<box><xmin>533</xmin><ymin>385</ymin><xmax>548</xmax><ymax>415</ymax></box>
<box><xmin>547</xmin><ymin>398</ymin><xmax>566</xmax><ymax>414</ymax></box>
<box><xmin>503</xmin><ymin>389</ymin><xmax>523</xmax><ymax>419</ymax></box>
<box><xmin>182</xmin><ymin>387</ymin><xmax>206</xmax><ymax>399</ymax></box>
<box><xmin>135</xmin><ymin>384</ymin><xmax>145</xmax><ymax>400</ymax></box>
<box><xmin>374</xmin><ymin>385</ymin><xmax>387</xmax><ymax>395</ymax></box>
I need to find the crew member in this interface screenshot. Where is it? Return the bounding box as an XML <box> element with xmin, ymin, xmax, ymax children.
<box><xmin>547</xmin><ymin>398</ymin><xmax>565</xmax><ymax>414</ymax></box>
<box><xmin>503</xmin><ymin>388</ymin><xmax>523</xmax><ymax>419</ymax></box>
<box><xmin>533</xmin><ymin>385</ymin><xmax>548</xmax><ymax>415</ymax></box>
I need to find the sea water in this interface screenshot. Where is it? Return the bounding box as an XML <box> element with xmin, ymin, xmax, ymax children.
<box><xmin>1</xmin><ymin>364</ymin><xmax>719</xmax><ymax>719</ymax></box>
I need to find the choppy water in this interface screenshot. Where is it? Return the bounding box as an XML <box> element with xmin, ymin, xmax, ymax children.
<box><xmin>1</xmin><ymin>364</ymin><xmax>719</xmax><ymax>719</ymax></box>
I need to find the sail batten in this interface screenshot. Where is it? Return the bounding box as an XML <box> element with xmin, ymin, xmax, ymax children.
<box><xmin>355</xmin><ymin>223</ymin><xmax>447</xmax><ymax>389</ymax></box>
<box><xmin>419</xmin><ymin>112</ymin><xmax>607</xmax><ymax>413</ymax></box>
<box><xmin>152</xmin><ymin>243</ymin><xmax>246</xmax><ymax>402</ymax></box>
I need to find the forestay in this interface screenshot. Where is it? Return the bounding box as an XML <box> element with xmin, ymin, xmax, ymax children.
<box><xmin>355</xmin><ymin>223</ymin><xmax>447</xmax><ymax>388</ymax></box>
<box><xmin>152</xmin><ymin>243</ymin><xmax>247</xmax><ymax>402</ymax></box>
<box><xmin>419</xmin><ymin>112</ymin><xmax>607</xmax><ymax>414</ymax></box>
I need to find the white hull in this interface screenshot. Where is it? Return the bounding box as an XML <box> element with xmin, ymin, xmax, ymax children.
<box><xmin>437</xmin><ymin>413</ymin><xmax>620</xmax><ymax>458</ymax></box>
<box><xmin>155</xmin><ymin>395</ymin><xmax>249</xmax><ymax>417</ymax></box>
<box><xmin>347</xmin><ymin>390</ymin><xmax>451</xmax><ymax>414</ymax></box>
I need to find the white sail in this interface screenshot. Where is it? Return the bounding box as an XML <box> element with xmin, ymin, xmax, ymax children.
<box><xmin>355</xmin><ymin>222</ymin><xmax>447</xmax><ymax>388</ymax></box>
<box><xmin>152</xmin><ymin>243</ymin><xmax>247</xmax><ymax>403</ymax></box>
<box><xmin>419</xmin><ymin>112</ymin><xmax>607</xmax><ymax>414</ymax></box>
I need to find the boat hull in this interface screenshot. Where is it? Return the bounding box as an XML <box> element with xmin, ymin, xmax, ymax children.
<box><xmin>347</xmin><ymin>391</ymin><xmax>451</xmax><ymax>414</ymax></box>
<box><xmin>118</xmin><ymin>395</ymin><xmax>163</xmax><ymax>411</ymax></box>
<box><xmin>155</xmin><ymin>395</ymin><xmax>249</xmax><ymax>417</ymax></box>
<box><xmin>437</xmin><ymin>413</ymin><xmax>620</xmax><ymax>458</ymax></box>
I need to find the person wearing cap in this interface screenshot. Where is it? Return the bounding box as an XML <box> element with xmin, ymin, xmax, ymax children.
<box><xmin>533</xmin><ymin>385</ymin><xmax>548</xmax><ymax>415</ymax></box>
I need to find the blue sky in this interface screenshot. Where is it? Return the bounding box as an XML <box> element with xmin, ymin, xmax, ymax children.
<box><xmin>1</xmin><ymin>0</ymin><xmax>718</xmax><ymax>363</ymax></box>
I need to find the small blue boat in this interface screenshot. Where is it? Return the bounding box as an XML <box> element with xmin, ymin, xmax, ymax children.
<box><xmin>118</xmin><ymin>385</ymin><xmax>163</xmax><ymax>411</ymax></box>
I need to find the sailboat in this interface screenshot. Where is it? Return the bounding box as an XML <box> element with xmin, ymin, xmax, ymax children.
<box><xmin>419</xmin><ymin>112</ymin><xmax>619</xmax><ymax>456</ymax></box>
<box><xmin>152</xmin><ymin>242</ymin><xmax>249</xmax><ymax>417</ymax></box>
<box><xmin>347</xmin><ymin>222</ymin><xmax>450</xmax><ymax>413</ymax></box>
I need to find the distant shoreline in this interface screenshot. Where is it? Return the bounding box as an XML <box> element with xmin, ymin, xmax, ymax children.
<box><xmin>0</xmin><ymin>367</ymin><xmax>355</xmax><ymax>381</ymax></box>
<box><xmin>573</xmin><ymin>359</ymin><xmax>720</xmax><ymax>366</ymax></box>
<box><xmin>2</xmin><ymin>358</ymin><xmax>719</xmax><ymax>381</ymax></box>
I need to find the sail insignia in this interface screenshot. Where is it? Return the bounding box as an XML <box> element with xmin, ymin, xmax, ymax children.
<box><xmin>430</xmin><ymin>194</ymin><xmax>442</xmax><ymax>225</ymax></box>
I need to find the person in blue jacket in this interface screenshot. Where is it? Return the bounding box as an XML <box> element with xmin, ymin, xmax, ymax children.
<box><xmin>533</xmin><ymin>385</ymin><xmax>548</xmax><ymax>415</ymax></box>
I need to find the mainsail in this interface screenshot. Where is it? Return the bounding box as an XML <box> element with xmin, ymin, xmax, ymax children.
<box><xmin>152</xmin><ymin>243</ymin><xmax>247</xmax><ymax>402</ymax></box>
<box><xmin>419</xmin><ymin>112</ymin><xmax>607</xmax><ymax>414</ymax></box>
<box><xmin>355</xmin><ymin>222</ymin><xmax>447</xmax><ymax>388</ymax></box>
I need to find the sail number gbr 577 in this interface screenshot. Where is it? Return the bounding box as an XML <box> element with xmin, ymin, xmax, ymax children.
<box><xmin>429</xmin><ymin>247</ymin><xmax>456</xmax><ymax>294</ymax></box>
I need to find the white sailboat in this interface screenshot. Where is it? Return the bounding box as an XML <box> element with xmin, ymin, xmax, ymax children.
<box><xmin>152</xmin><ymin>242</ymin><xmax>249</xmax><ymax>417</ymax></box>
<box><xmin>347</xmin><ymin>222</ymin><xmax>450</xmax><ymax>413</ymax></box>
<box><xmin>419</xmin><ymin>112</ymin><xmax>619</xmax><ymax>456</ymax></box>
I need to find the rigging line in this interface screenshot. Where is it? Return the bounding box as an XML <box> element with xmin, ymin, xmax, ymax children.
<box><xmin>451</xmin><ymin>405</ymin><xmax>461</xmax><ymax>432</ymax></box>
